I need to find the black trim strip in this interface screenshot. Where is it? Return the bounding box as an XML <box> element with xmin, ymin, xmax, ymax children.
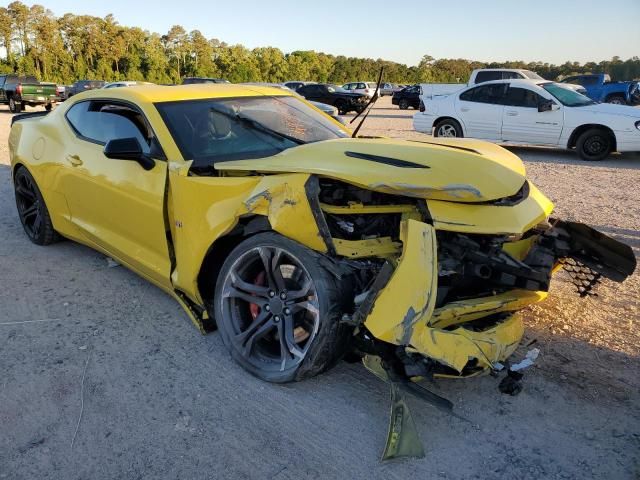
<box><xmin>11</xmin><ymin>111</ymin><xmax>49</xmax><ymax>126</ymax></box>
<box><xmin>344</xmin><ymin>151</ymin><xmax>430</xmax><ymax>169</ymax></box>
<box><xmin>304</xmin><ymin>175</ymin><xmax>336</xmax><ymax>256</ymax></box>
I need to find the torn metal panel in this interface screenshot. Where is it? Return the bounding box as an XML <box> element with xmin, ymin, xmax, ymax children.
<box><xmin>333</xmin><ymin>237</ymin><xmax>401</xmax><ymax>259</ymax></box>
<box><xmin>240</xmin><ymin>174</ymin><xmax>329</xmax><ymax>254</ymax></box>
<box><xmin>428</xmin><ymin>290</ymin><xmax>547</xmax><ymax>329</ymax></box>
<box><xmin>363</xmin><ymin>219</ymin><xmax>438</xmax><ymax>344</ymax></box>
<box><xmin>369</xmin><ymin>182</ymin><xmax>483</xmax><ymax>201</ymax></box>
<box><xmin>407</xmin><ymin>313</ymin><xmax>524</xmax><ymax>373</ymax></box>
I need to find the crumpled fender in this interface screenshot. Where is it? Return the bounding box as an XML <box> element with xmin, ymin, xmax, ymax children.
<box><xmin>238</xmin><ymin>174</ymin><xmax>331</xmax><ymax>254</ymax></box>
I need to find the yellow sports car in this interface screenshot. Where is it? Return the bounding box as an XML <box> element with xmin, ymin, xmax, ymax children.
<box><xmin>8</xmin><ymin>84</ymin><xmax>636</xmax><ymax>384</ymax></box>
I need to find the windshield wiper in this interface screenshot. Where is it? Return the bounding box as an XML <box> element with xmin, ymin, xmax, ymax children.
<box><xmin>350</xmin><ymin>67</ymin><xmax>384</xmax><ymax>138</ymax></box>
<box><xmin>209</xmin><ymin>105</ymin><xmax>306</xmax><ymax>145</ymax></box>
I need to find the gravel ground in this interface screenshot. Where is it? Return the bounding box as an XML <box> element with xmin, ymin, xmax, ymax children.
<box><xmin>1</xmin><ymin>99</ymin><xmax>639</xmax><ymax>479</ymax></box>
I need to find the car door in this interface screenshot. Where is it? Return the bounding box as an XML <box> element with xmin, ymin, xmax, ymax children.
<box><xmin>501</xmin><ymin>85</ymin><xmax>563</xmax><ymax>145</ymax></box>
<box><xmin>455</xmin><ymin>83</ymin><xmax>507</xmax><ymax>140</ymax></box>
<box><xmin>59</xmin><ymin>99</ymin><xmax>172</xmax><ymax>287</ymax></box>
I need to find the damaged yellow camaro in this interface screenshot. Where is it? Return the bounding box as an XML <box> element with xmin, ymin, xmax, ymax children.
<box><xmin>9</xmin><ymin>84</ymin><xmax>636</xmax><ymax>383</ymax></box>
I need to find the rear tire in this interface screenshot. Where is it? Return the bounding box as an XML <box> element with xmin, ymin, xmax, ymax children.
<box><xmin>576</xmin><ymin>128</ymin><xmax>612</xmax><ymax>161</ymax></box>
<box><xmin>399</xmin><ymin>99</ymin><xmax>409</xmax><ymax>110</ymax></box>
<box><xmin>9</xmin><ymin>97</ymin><xmax>21</xmax><ymax>113</ymax></box>
<box><xmin>213</xmin><ymin>232</ymin><xmax>353</xmax><ymax>383</ymax></box>
<box><xmin>13</xmin><ymin>166</ymin><xmax>60</xmax><ymax>245</ymax></box>
<box><xmin>434</xmin><ymin>118</ymin><xmax>463</xmax><ymax>138</ymax></box>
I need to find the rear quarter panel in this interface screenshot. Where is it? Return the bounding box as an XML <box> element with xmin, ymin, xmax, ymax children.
<box><xmin>9</xmin><ymin>111</ymin><xmax>77</xmax><ymax>238</ymax></box>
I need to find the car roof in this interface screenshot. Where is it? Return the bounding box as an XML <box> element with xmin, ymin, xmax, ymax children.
<box><xmin>471</xmin><ymin>79</ymin><xmax>548</xmax><ymax>87</ymax></box>
<box><xmin>74</xmin><ymin>83</ymin><xmax>295</xmax><ymax>103</ymax></box>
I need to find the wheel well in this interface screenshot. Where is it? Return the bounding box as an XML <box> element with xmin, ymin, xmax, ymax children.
<box><xmin>605</xmin><ymin>93</ymin><xmax>625</xmax><ymax>102</ymax></box>
<box><xmin>568</xmin><ymin>124</ymin><xmax>617</xmax><ymax>151</ymax></box>
<box><xmin>196</xmin><ymin>215</ymin><xmax>272</xmax><ymax>308</ymax></box>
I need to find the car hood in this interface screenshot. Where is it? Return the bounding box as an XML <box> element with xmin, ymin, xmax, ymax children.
<box><xmin>214</xmin><ymin>137</ymin><xmax>527</xmax><ymax>203</ymax></box>
<box><xmin>576</xmin><ymin>102</ymin><xmax>640</xmax><ymax>118</ymax></box>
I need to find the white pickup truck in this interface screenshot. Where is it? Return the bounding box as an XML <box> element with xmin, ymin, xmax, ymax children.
<box><xmin>420</xmin><ymin>68</ymin><xmax>586</xmax><ymax>99</ymax></box>
<box><xmin>413</xmin><ymin>78</ymin><xmax>640</xmax><ymax>161</ymax></box>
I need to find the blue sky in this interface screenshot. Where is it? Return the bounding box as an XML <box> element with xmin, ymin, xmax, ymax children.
<box><xmin>23</xmin><ymin>0</ymin><xmax>640</xmax><ymax>66</ymax></box>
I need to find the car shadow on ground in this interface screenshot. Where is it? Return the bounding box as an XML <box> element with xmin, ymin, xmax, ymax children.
<box><xmin>592</xmin><ymin>225</ymin><xmax>640</xmax><ymax>252</ymax></box>
<box><xmin>505</xmin><ymin>145</ymin><xmax>640</xmax><ymax>170</ymax></box>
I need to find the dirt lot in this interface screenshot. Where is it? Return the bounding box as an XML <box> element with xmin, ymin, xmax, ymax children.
<box><xmin>1</xmin><ymin>98</ymin><xmax>639</xmax><ymax>479</ymax></box>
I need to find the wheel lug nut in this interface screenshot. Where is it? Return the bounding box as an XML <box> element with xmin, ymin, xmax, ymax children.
<box><xmin>269</xmin><ymin>291</ymin><xmax>275</xmax><ymax>297</ymax></box>
<box><xmin>265</xmin><ymin>305</ymin><xmax>270</xmax><ymax>311</ymax></box>
<box><xmin>280</xmin><ymin>292</ymin><xmax>287</xmax><ymax>300</ymax></box>
<box><xmin>274</xmin><ymin>315</ymin><xmax>280</xmax><ymax>322</ymax></box>
<box><xmin>284</xmin><ymin>308</ymin><xmax>291</xmax><ymax>316</ymax></box>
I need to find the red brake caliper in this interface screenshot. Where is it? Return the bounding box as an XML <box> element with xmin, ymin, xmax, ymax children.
<box><xmin>249</xmin><ymin>271</ymin><xmax>266</xmax><ymax>319</ymax></box>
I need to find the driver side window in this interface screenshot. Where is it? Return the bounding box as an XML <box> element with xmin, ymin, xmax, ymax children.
<box><xmin>66</xmin><ymin>101</ymin><xmax>157</xmax><ymax>156</ymax></box>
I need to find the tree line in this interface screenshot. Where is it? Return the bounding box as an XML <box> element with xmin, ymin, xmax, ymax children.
<box><xmin>1</xmin><ymin>1</ymin><xmax>639</xmax><ymax>86</ymax></box>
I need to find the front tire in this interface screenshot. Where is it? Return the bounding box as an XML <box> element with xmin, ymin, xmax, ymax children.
<box><xmin>399</xmin><ymin>98</ymin><xmax>409</xmax><ymax>110</ymax></box>
<box><xmin>213</xmin><ymin>233</ymin><xmax>352</xmax><ymax>383</ymax></box>
<box><xmin>335</xmin><ymin>100</ymin><xmax>348</xmax><ymax>116</ymax></box>
<box><xmin>434</xmin><ymin>118</ymin><xmax>463</xmax><ymax>138</ymax></box>
<box><xmin>576</xmin><ymin>128</ymin><xmax>613</xmax><ymax>161</ymax></box>
<box><xmin>14</xmin><ymin>167</ymin><xmax>60</xmax><ymax>245</ymax></box>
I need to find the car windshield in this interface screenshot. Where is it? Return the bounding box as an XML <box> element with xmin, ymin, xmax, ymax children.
<box><xmin>542</xmin><ymin>83</ymin><xmax>596</xmax><ymax>107</ymax></box>
<box><xmin>522</xmin><ymin>70</ymin><xmax>544</xmax><ymax>80</ymax></box>
<box><xmin>156</xmin><ymin>95</ymin><xmax>349</xmax><ymax>169</ymax></box>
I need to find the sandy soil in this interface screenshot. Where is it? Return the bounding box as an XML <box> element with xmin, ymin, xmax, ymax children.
<box><xmin>1</xmin><ymin>98</ymin><xmax>639</xmax><ymax>479</ymax></box>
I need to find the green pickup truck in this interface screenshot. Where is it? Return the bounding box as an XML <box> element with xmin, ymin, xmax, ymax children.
<box><xmin>0</xmin><ymin>74</ymin><xmax>60</xmax><ymax>113</ymax></box>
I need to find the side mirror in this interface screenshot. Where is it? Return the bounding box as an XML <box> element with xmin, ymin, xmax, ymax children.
<box><xmin>103</xmin><ymin>137</ymin><xmax>155</xmax><ymax>170</ymax></box>
<box><xmin>538</xmin><ymin>99</ymin><xmax>558</xmax><ymax>112</ymax></box>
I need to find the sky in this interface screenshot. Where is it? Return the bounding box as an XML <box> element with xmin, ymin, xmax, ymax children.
<box><xmin>19</xmin><ymin>0</ymin><xmax>640</xmax><ymax>66</ymax></box>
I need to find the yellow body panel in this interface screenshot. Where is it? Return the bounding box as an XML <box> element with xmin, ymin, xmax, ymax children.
<box><xmin>364</xmin><ymin>220</ymin><xmax>438</xmax><ymax>344</ymax></box>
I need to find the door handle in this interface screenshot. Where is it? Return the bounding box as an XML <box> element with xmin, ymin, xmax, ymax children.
<box><xmin>506</xmin><ymin>111</ymin><xmax>518</xmax><ymax>116</ymax></box>
<box><xmin>66</xmin><ymin>154</ymin><xmax>83</xmax><ymax>166</ymax></box>
<box><xmin>460</xmin><ymin>107</ymin><xmax>470</xmax><ymax>112</ymax></box>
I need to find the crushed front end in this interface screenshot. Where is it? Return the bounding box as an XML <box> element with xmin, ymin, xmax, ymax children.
<box><xmin>314</xmin><ymin>177</ymin><xmax>637</xmax><ymax>379</ymax></box>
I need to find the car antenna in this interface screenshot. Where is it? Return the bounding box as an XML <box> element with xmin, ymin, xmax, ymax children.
<box><xmin>350</xmin><ymin>67</ymin><xmax>384</xmax><ymax>138</ymax></box>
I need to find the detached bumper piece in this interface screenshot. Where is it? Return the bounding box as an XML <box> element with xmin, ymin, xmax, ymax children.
<box><xmin>548</xmin><ymin>219</ymin><xmax>637</xmax><ymax>296</ymax></box>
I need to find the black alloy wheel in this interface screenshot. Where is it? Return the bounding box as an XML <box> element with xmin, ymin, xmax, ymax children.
<box><xmin>214</xmin><ymin>233</ymin><xmax>351</xmax><ymax>383</ymax></box>
<box><xmin>14</xmin><ymin>167</ymin><xmax>59</xmax><ymax>245</ymax></box>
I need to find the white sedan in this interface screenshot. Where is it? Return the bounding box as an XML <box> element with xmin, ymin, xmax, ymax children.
<box><xmin>413</xmin><ymin>79</ymin><xmax>640</xmax><ymax>160</ymax></box>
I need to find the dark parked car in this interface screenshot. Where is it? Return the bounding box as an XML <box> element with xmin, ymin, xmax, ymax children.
<box><xmin>392</xmin><ymin>85</ymin><xmax>421</xmax><ymax>110</ymax></box>
<box><xmin>182</xmin><ymin>77</ymin><xmax>229</xmax><ymax>84</ymax></box>
<box><xmin>67</xmin><ymin>80</ymin><xmax>106</xmax><ymax>98</ymax></box>
<box><xmin>283</xmin><ymin>81</ymin><xmax>315</xmax><ymax>91</ymax></box>
<box><xmin>297</xmin><ymin>83</ymin><xmax>368</xmax><ymax>115</ymax></box>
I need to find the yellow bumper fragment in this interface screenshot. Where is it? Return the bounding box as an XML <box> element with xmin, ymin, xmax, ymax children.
<box><xmin>363</xmin><ymin>219</ymin><xmax>542</xmax><ymax>375</ymax></box>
